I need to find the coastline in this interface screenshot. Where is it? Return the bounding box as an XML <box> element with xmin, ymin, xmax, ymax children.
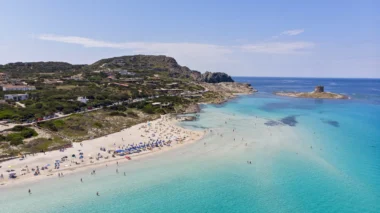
<box><xmin>0</xmin><ymin>115</ymin><xmax>205</xmax><ymax>188</ymax></box>
<box><xmin>0</xmin><ymin>82</ymin><xmax>254</xmax><ymax>188</ymax></box>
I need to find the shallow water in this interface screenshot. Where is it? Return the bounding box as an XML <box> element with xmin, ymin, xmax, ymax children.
<box><xmin>1</xmin><ymin>77</ymin><xmax>380</xmax><ymax>213</ymax></box>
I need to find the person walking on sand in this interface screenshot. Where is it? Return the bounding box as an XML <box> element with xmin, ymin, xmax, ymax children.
<box><xmin>81</xmin><ymin>178</ymin><xmax>83</xmax><ymax>182</ymax></box>
<box><xmin>28</xmin><ymin>189</ymin><xmax>31</xmax><ymax>195</ymax></box>
<box><xmin>97</xmin><ymin>192</ymin><xmax>99</xmax><ymax>196</ymax></box>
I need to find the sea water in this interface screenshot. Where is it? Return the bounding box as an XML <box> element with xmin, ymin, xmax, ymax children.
<box><xmin>1</xmin><ymin>77</ymin><xmax>379</xmax><ymax>213</ymax></box>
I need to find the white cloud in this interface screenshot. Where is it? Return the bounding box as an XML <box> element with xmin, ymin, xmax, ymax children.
<box><xmin>38</xmin><ymin>34</ymin><xmax>231</xmax><ymax>58</ymax></box>
<box><xmin>37</xmin><ymin>34</ymin><xmax>315</xmax><ymax>66</ymax></box>
<box><xmin>241</xmin><ymin>42</ymin><xmax>315</xmax><ymax>54</ymax></box>
<box><xmin>281</xmin><ymin>29</ymin><xmax>305</xmax><ymax>36</ymax></box>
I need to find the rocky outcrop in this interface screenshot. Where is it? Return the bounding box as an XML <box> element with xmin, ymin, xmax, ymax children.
<box><xmin>200</xmin><ymin>82</ymin><xmax>256</xmax><ymax>94</ymax></box>
<box><xmin>177</xmin><ymin>115</ymin><xmax>197</xmax><ymax>121</ymax></box>
<box><xmin>90</xmin><ymin>55</ymin><xmax>203</xmax><ymax>81</ymax></box>
<box><xmin>1</xmin><ymin>55</ymin><xmax>234</xmax><ymax>83</ymax></box>
<box><xmin>274</xmin><ymin>86</ymin><xmax>348</xmax><ymax>99</ymax></box>
<box><xmin>90</xmin><ymin>55</ymin><xmax>234</xmax><ymax>82</ymax></box>
<box><xmin>184</xmin><ymin>104</ymin><xmax>201</xmax><ymax>113</ymax></box>
<box><xmin>201</xmin><ymin>71</ymin><xmax>234</xmax><ymax>83</ymax></box>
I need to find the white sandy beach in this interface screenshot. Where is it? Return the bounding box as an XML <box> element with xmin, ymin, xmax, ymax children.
<box><xmin>0</xmin><ymin>115</ymin><xmax>204</xmax><ymax>187</ymax></box>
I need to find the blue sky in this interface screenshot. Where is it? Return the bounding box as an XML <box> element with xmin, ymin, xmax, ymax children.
<box><xmin>1</xmin><ymin>0</ymin><xmax>379</xmax><ymax>78</ymax></box>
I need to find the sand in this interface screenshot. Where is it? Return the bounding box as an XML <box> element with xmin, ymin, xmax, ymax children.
<box><xmin>0</xmin><ymin>115</ymin><xmax>204</xmax><ymax>187</ymax></box>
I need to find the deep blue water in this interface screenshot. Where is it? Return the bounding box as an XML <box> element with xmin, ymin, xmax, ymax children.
<box><xmin>1</xmin><ymin>77</ymin><xmax>380</xmax><ymax>213</ymax></box>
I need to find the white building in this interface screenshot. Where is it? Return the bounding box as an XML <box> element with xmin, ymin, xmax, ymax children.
<box><xmin>4</xmin><ymin>94</ymin><xmax>29</xmax><ymax>101</ymax></box>
<box><xmin>1</xmin><ymin>85</ymin><xmax>36</xmax><ymax>91</ymax></box>
<box><xmin>77</xmin><ymin>96</ymin><xmax>89</xmax><ymax>104</ymax></box>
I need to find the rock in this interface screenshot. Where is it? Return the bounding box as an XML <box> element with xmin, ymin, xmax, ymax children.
<box><xmin>184</xmin><ymin>104</ymin><xmax>201</xmax><ymax>113</ymax></box>
<box><xmin>201</xmin><ymin>71</ymin><xmax>234</xmax><ymax>83</ymax></box>
<box><xmin>274</xmin><ymin>86</ymin><xmax>348</xmax><ymax>99</ymax></box>
<box><xmin>177</xmin><ymin>115</ymin><xmax>197</xmax><ymax>121</ymax></box>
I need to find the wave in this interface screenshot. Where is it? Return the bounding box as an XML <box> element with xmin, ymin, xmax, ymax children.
<box><xmin>329</xmin><ymin>82</ymin><xmax>337</xmax><ymax>86</ymax></box>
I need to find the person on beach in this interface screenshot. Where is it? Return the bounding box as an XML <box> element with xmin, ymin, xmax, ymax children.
<box><xmin>124</xmin><ymin>172</ymin><xmax>126</xmax><ymax>176</ymax></box>
<box><xmin>116</xmin><ymin>169</ymin><xmax>118</xmax><ymax>173</ymax></box>
<box><xmin>81</xmin><ymin>178</ymin><xmax>83</xmax><ymax>182</ymax></box>
<box><xmin>117</xmin><ymin>161</ymin><xmax>119</xmax><ymax>166</ymax></box>
<box><xmin>28</xmin><ymin>189</ymin><xmax>31</xmax><ymax>195</ymax></box>
<box><xmin>97</xmin><ymin>192</ymin><xmax>99</xmax><ymax>196</ymax></box>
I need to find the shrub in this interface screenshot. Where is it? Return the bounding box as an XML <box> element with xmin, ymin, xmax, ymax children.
<box><xmin>109</xmin><ymin>111</ymin><xmax>126</xmax><ymax>117</ymax></box>
<box><xmin>10</xmin><ymin>126</ymin><xmax>38</xmax><ymax>138</ymax></box>
<box><xmin>108</xmin><ymin>105</ymin><xmax>127</xmax><ymax>111</ymax></box>
<box><xmin>126</xmin><ymin>111</ymin><xmax>138</xmax><ymax>118</ymax></box>
<box><xmin>6</xmin><ymin>133</ymin><xmax>24</xmax><ymax>146</ymax></box>
<box><xmin>42</xmin><ymin>121</ymin><xmax>59</xmax><ymax>131</ymax></box>
<box><xmin>52</xmin><ymin>120</ymin><xmax>65</xmax><ymax>128</ymax></box>
<box><xmin>11</xmin><ymin>125</ymin><xmax>28</xmax><ymax>132</ymax></box>
<box><xmin>142</xmin><ymin>105</ymin><xmax>154</xmax><ymax>114</ymax></box>
<box><xmin>20</xmin><ymin>128</ymin><xmax>38</xmax><ymax>138</ymax></box>
<box><xmin>154</xmin><ymin>108</ymin><xmax>165</xmax><ymax>114</ymax></box>
<box><xmin>93</xmin><ymin>122</ymin><xmax>103</xmax><ymax>128</ymax></box>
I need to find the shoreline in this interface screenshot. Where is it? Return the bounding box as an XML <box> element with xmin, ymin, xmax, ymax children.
<box><xmin>0</xmin><ymin>115</ymin><xmax>205</xmax><ymax>188</ymax></box>
<box><xmin>0</xmin><ymin>86</ymin><xmax>254</xmax><ymax>188</ymax></box>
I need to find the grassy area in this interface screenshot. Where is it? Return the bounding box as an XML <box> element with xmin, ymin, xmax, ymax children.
<box><xmin>38</xmin><ymin>109</ymin><xmax>160</xmax><ymax>142</ymax></box>
<box><xmin>23</xmin><ymin>136</ymin><xmax>68</xmax><ymax>153</ymax></box>
<box><xmin>0</xmin><ymin>126</ymin><xmax>38</xmax><ymax>146</ymax></box>
<box><xmin>56</xmin><ymin>85</ymin><xmax>80</xmax><ymax>90</ymax></box>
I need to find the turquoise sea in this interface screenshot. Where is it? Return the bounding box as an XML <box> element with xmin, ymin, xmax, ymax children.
<box><xmin>1</xmin><ymin>77</ymin><xmax>380</xmax><ymax>213</ymax></box>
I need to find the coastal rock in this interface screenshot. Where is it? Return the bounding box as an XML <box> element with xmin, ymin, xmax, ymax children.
<box><xmin>274</xmin><ymin>86</ymin><xmax>348</xmax><ymax>99</ymax></box>
<box><xmin>201</xmin><ymin>71</ymin><xmax>234</xmax><ymax>83</ymax></box>
<box><xmin>200</xmin><ymin>82</ymin><xmax>256</xmax><ymax>94</ymax></box>
<box><xmin>177</xmin><ymin>115</ymin><xmax>197</xmax><ymax>121</ymax></box>
<box><xmin>184</xmin><ymin>104</ymin><xmax>201</xmax><ymax>113</ymax></box>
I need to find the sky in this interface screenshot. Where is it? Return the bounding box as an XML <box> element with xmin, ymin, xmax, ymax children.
<box><xmin>0</xmin><ymin>0</ymin><xmax>379</xmax><ymax>78</ymax></box>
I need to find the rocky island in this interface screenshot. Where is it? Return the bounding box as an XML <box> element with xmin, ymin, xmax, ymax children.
<box><xmin>274</xmin><ymin>86</ymin><xmax>349</xmax><ymax>99</ymax></box>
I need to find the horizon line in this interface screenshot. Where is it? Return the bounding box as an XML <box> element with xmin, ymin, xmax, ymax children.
<box><xmin>232</xmin><ymin>76</ymin><xmax>380</xmax><ymax>80</ymax></box>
